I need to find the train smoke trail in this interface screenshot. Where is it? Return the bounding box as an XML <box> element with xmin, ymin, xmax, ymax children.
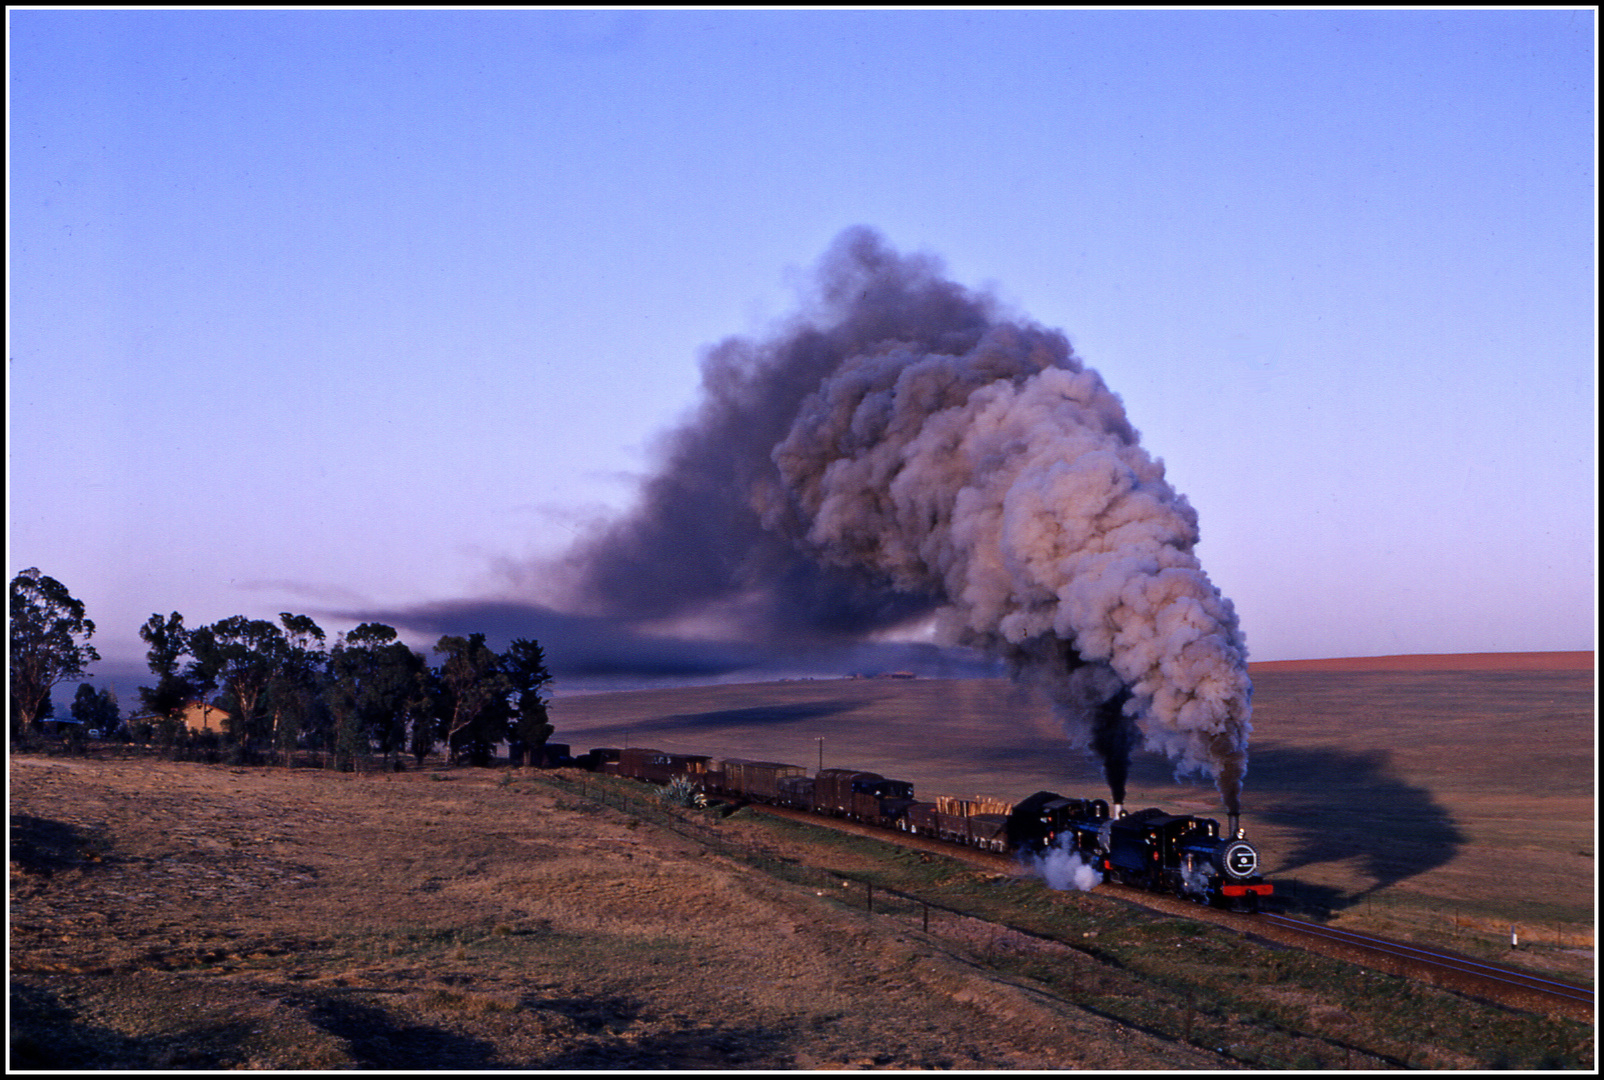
<box><xmin>564</xmin><ymin>227</ymin><xmax>1251</xmax><ymax>809</ymax></box>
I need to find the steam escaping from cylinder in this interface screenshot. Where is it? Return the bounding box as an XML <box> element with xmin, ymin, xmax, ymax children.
<box><xmin>564</xmin><ymin>226</ymin><xmax>1252</xmax><ymax>809</ymax></box>
<box><xmin>1030</xmin><ymin>836</ymin><xmax>1104</xmax><ymax>892</ymax></box>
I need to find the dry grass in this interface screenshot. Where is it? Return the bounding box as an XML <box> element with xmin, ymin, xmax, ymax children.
<box><xmin>10</xmin><ymin>754</ymin><xmax>1224</xmax><ymax>1070</ymax></box>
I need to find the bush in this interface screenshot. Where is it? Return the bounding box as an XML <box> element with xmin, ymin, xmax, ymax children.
<box><xmin>658</xmin><ymin>776</ymin><xmax>707</xmax><ymax>809</ymax></box>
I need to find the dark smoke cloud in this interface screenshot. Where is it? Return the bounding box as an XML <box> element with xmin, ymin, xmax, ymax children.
<box><xmin>325</xmin><ymin>600</ymin><xmax>759</xmax><ymax>679</ymax></box>
<box><xmin>560</xmin><ymin>227</ymin><xmax>1252</xmax><ymax>807</ymax></box>
<box><xmin>329</xmin><ymin>598</ymin><xmax>999</xmax><ymax>686</ymax></box>
<box><xmin>558</xmin><ymin>227</ymin><xmax>993</xmax><ymax>642</ymax></box>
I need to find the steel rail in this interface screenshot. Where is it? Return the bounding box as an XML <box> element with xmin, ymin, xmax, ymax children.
<box><xmin>1256</xmin><ymin>913</ymin><xmax>1594</xmax><ymax>1006</ymax></box>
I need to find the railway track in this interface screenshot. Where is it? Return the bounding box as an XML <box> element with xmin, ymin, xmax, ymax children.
<box><xmin>749</xmin><ymin>801</ymin><xmax>1594</xmax><ymax>1021</ymax></box>
<box><xmin>1250</xmin><ymin>912</ymin><xmax>1593</xmax><ymax>1019</ymax></box>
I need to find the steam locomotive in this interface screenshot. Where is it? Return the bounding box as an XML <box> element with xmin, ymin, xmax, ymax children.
<box><xmin>575</xmin><ymin>744</ymin><xmax>1272</xmax><ymax>910</ymax></box>
<box><xmin>1004</xmin><ymin>790</ymin><xmax>1272</xmax><ymax>909</ymax></box>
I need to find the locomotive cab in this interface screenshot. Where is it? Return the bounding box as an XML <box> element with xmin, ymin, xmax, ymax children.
<box><xmin>1101</xmin><ymin>808</ymin><xmax>1187</xmax><ymax>888</ymax></box>
<box><xmin>1006</xmin><ymin>792</ymin><xmax>1110</xmax><ymax>854</ymax></box>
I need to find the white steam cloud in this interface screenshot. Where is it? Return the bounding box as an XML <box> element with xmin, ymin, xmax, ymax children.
<box><xmin>1028</xmin><ymin>835</ymin><xmax>1105</xmax><ymax>892</ymax></box>
<box><xmin>566</xmin><ymin>227</ymin><xmax>1251</xmax><ymax>810</ymax></box>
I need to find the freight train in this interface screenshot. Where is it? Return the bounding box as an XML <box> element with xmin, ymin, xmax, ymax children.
<box><xmin>558</xmin><ymin>743</ymin><xmax>1273</xmax><ymax>911</ymax></box>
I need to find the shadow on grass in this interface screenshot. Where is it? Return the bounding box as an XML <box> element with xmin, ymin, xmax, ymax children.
<box><xmin>300</xmin><ymin>995</ymin><xmax>497</xmax><ymax>1069</ymax></box>
<box><xmin>517</xmin><ymin>992</ymin><xmax>793</xmax><ymax>1067</ymax></box>
<box><xmin>544</xmin><ymin>1025</ymin><xmax>793</xmax><ymax>1068</ymax></box>
<box><xmin>8</xmin><ymin>815</ymin><xmax>108</xmax><ymax>877</ymax></box>
<box><xmin>10</xmin><ymin>983</ymin><xmax>135</xmax><ymax>1069</ymax></box>
<box><xmin>639</xmin><ymin>698</ymin><xmax>865</xmax><ymax>735</ymax></box>
<box><xmin>9</xmin><ymin>983</ymin><xmax>255</xmax><ymax>1069</ymax></box>
<box><xmin>1244</xmin><ymin>745</ymin><xmax>1466</xmax><ymax>911</ymax></box>
<box><xmin>525</xmin><ymin>992</ymin><xmax>644</xmax><ymax>1031</ymax></box>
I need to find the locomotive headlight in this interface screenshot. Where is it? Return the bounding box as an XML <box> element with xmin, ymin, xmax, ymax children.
<box><xmin>1222</xmin><ymin>839</ymin><xmax>1259</xmax><ymax>879</ymax></box>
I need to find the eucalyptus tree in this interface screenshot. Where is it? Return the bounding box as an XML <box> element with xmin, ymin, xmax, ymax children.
<box><xmin>9</xmin><ymin>568</ymin><xmax>100</xmax><ymax>741</ymax></box>
<box><xmin>188</xmin><ymin>616</ymin><xmax>286</xmax><ymax>753</ymax></box>
<box><xmin>137</xmin><ymin>612</ymin><xmax>198</xmax><ymax>736</ymax></box>
<box><xmin>265</xmin><ymin>613</ymin><xmax>327</xmax><ymax>764</ymax></box>
<box><xmin>376</xmin><ymin>639</ymin><xmax>432</xmax><ymax>766</ymax></box>
<box><xmin>434</xmin><ymin>633</ymin><xmax>512</xmax><ymax>766</ymax></box>
<box><xmin>503</xmin><ymin>637</ymin><xmax>555</xmax><ymax>766</ymax></box>
<box><xmin>325</xmin><ymin>622</ymin><xmax>426</xmax><ymax>769</ymax></box>
<box><xmin>409</xmin><ymin>663</ymin><xmax>444</xmax><ymax>766</ymax></box>
<box><xmin>70</xmin><ymin>682</ymin><xmax>121</xmax><ymax>735</ymax></box>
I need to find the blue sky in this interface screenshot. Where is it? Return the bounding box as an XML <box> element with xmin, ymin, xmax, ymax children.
<box><xmin>9</xmin><ymin>9</ymin><xmax>1595</xmax><ymax>693</ymax></box>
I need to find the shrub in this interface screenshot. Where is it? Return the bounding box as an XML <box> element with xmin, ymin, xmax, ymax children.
<box><xmin>658</xmin><ymin>776</ymin><xmax>707</xmax><ymax>809</ymax></box>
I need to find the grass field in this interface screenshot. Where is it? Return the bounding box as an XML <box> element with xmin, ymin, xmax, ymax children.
<box><xmin>9</xmin><ymin>652</ymin><xmax>1592</xmax><ymax>1069</ymax></box>
<box><xmin>549</xmin><ymin>653</ymin><xmax>1596</xmax><ymax>970</ymax></box>
<box><xmin>11</xmin><ymin>749</ymin><xmax>1591</xmax><ymax>1069</ymax></box>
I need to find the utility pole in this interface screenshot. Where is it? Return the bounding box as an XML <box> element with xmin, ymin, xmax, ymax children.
<box><xmin>816</xmin><ymin>737</ymin><xmax>823</xmax><ymax>772</ymax></box>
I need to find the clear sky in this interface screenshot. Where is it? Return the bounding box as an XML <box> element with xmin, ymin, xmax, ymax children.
<box><xmin>9</xmin><ymin>9</ymin><xmax>1596</xmax><ymax>695</ymax></box>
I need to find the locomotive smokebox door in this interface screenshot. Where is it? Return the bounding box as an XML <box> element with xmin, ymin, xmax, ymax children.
<box><xmin>1223</xmin><ymin>839</ymin><xmax>1259</xmax><ymax>879</ymax></box>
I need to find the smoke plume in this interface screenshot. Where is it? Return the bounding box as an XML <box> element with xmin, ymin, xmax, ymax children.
<box><xmin>564</xmin><ymin>227</ymin><xmax>1251</xmax><ymax>809</ymax></box>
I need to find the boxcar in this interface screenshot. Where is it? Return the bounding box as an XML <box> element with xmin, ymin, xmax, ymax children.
<box><xmin>777</xmin><ymin>774</ymin><xmax>815</xmax><ymax>811</ymax></box>
<box><xmin>705</xmin><ymin>757</ymin><xmax>750</xmax><ymax>798</ymax></box>
<box><xmin>529</xmin><ymin>742</ymin><xmax>572</xmax><ymax>768</ymax></box>
<box><xmin>814</xmin><ymin>768</ymin><xmax>880</xmax><ymax>817</ymax></box>
<box><xmin>618</xmin><ymin>747</ymin><xmax>668</xmax><ymax>782</ymax></box>
<box><xmin>736</xmin><ymin>760</ymin><xmax>806</xmax><ymax>803</ymax></box>
<box><xmin>709</xmin><ymin>758</ymin><xmax>805</xmax><ymax>802</ymax></box>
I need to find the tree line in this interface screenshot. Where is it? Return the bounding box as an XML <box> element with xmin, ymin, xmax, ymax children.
<box><xmin>9</xmin><ymin>568</ymin><xmax>553</xmax><ymax>768</ymax></box>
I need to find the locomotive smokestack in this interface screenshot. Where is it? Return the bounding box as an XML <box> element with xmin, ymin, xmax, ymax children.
<box><xmin>1228</xmin><ymin>811</ymin><xmax>1240</xmax><ymax>839</ymax></box>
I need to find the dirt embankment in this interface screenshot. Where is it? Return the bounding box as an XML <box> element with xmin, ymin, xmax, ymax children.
<box><xmin>10</xmin><ymin>754</ymin><xmax>1221</xmax><ymax>1071</ymax></box>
